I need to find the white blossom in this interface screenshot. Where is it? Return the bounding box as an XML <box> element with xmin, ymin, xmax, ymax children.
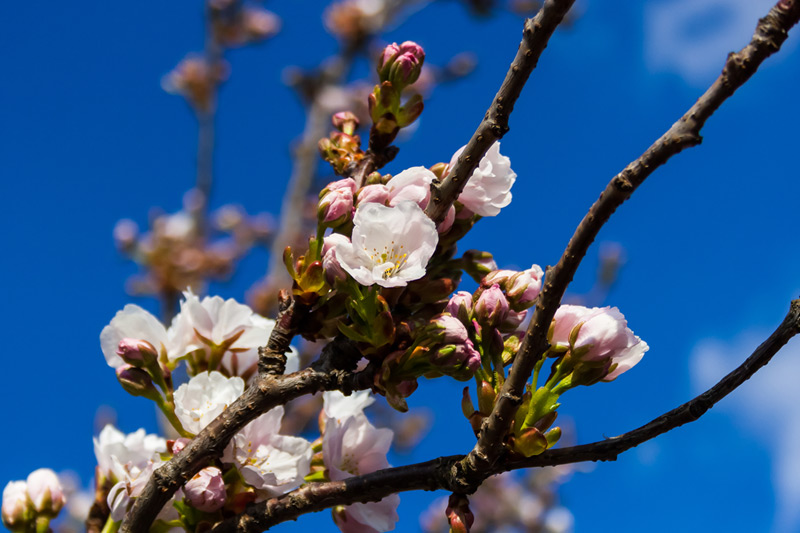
<box><xmin>178</xmin><ymin>291</ymin><xmax>299</xmax><ymax>374</ymax></box>
<box><xmin>449</xmin><ymin>141</ymin><xmax>516</xmax><ymax>217</ymax></box>
<box><xmin>174</xmin><ymin>371</ymin><xmax>244</xmax><ymax>435</ymax></box>
<box><xmin>334</xmin><ymin>201</ymin><xmax>438</xmax><ymax>288</ymax></box>
<box><xmin>107</xmin><ymin>459</ymin><xmax>179</xmax><ymax>523</ymax></box>
<box><xmin>100</xmin><ymin>304</ymin><xmax>189</xmax><ymax>368</ymax></box>
<box><xmin>93</xmin><ymin>425</ymin><xmax>166</xmax><ymax>483</ymax></box>
<box><xmin>323</xmin><ymin>390</ymin><xmax>375</xmax><ymax>421</ymax></box>
<box><xmin>223</xmin><ymin>407</ymin><xmax>312</xmax><ymax>497</ymax></box>
<box><xmin>323</xmin><ymin>393</ymin><xmax>399</xmax><ymax>532</ymax></box>
<box><xmin>385</xmin><ymin>166</ymin><xmax>434</xmax><ymax>208</ymax></box>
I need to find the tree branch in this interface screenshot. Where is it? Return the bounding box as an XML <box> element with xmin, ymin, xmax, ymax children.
<box><xmin>120</xmin><ymin>329</ymin><xmax>369</xmax><ymax>532</ymax></box>
<box><xmin>425</xmin><ymin>0</ymin><xmax>576</xmax><ymax>223</ymax></box>
<box><xmin>211</xmin><ymin>298</ymin><xmax>800</xmax><ymax>531</ymax></box>
<box><xmin>456</xmin><ymin>0</ymin><xmax>800</xmax><ymax>489</ymax></box>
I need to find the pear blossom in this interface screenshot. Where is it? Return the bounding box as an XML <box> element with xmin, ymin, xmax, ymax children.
<box><xmin>100</xmin><ymin>304</ymin><xmax>189</xmax><ymax>368</ymax></box>
<box><xmin>179</xmin><ymin>291</ymin><xmax>299</xmax><ymax>375</ymax></box>
<box><xmin>93</xmin><ymin>425</ymin><xmax>167</xmax><ymax>483</ymax></box>
<box><xmin>26</xmin><ymin>469</ymin><xmax>65</xmax><ymax>515</ymax></box>
<box><xmin>449</xmin><ymin>141</ymin><xmax>516</xmax><ymax>217</ymax></box>
<box><xmin>323</xmin><ymin>392</ymin><xmax>399</xmax><ymax>533</ymax></box>
<box><xmin>223</xmin><ymin>407</ymin><xmax>312</xmax><ymax>496</ymax></box>
<box><xmin>334</xmin><ymin>201</ymin><xmax>438</xmax><ymax>288</ymax></box>
<box><xmin>174</xmin><ymin>371</ymin><xmax>245</xmax><ymax>434</ymax></box>
<box><xmin>184</xmin><ymin>467</ymin><xmax>226</xmax><ymax>512</ymax></box>
<box><xmin>550</xmin><ymin>305</ymin><xmax>649</xmax><ymax>381</ymax></box>
<box><xmin>2</xmin><ymin>481</ymin><xmax>30</xmax><ymax>529</ymax></box>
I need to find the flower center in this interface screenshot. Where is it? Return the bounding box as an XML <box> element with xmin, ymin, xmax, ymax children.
<box><xmin>365</xmin><ymin>241</ymin><xmax>408</xmax><ymax>280</ymax></box>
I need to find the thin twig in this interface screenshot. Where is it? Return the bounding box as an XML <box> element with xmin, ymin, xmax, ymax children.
<box><xmin>424</xmin><ymin>0</ymin><xmax>576</xmax><ymax>223</ymax></box>
<box><xmin>456</xmin><ymin>0</ymin><xmax>800</xmax><ymax>489</ymax></box>
<box><xmin>211</xmin><ymin>298</ymin><xmax>800</xmax><ymax>531</ymax></box>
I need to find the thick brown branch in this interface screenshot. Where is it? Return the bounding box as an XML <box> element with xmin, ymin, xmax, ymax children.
<box><xmin>458</xmin><ymin>0</ymin><xmax>800</xmax><ymax>488</ymax></box>
<box><xmin>212</xmin><ymin>299</ymin><xmax>800</xmax><ymax>531</ymax></box>
<box><xmin>120</xmin><ymin>334</ymin><xmax>368</xmax><ymax>532</ymax></box>
<box><xmin>425</xmin><ymin>0</ymin><xmax>576</xmax><ymax>223</ymax></box>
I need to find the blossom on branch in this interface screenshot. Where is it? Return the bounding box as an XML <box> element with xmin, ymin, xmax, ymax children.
<box><xmin>334</xmin><ymin>201</ymin><xmax>438</xmax><ymax>288</ymax></box>
<box><xmin>93</xmin><ymin>425</ymin><xmax>166</xmax><ymax>484</ymax></box>
<box><xmin>174</xmin><ymin>371</ymin><xmax>245</xmax><ymax>434</ymax></box>
<box><xmin>223</xmin><ymin>407</ymin><xmax>312</xmax><ymax>497</ymax></box>
<box><xmin>550</xmin><ymin>305</ymin><xmax>649</xmax><ymax>382</ymax></box>
<box><xmin>323</xmin><ymin>391</ymin><xmax>400</xmax><ymax>533</ymax></box>
<box><xmin>449</xmin><ymin>141</ymin><xmax>516</xmax><ymax>217</ymax></box>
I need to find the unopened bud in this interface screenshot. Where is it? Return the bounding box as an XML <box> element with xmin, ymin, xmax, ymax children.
<box><xmin>2</xmin><ymin>481</ymin><xmax>31</xmax><ymax>530</ymax></box>
<box><xmin>318</xmin><ymin>178</ymin><xmax>356</xmax><ymax>227</ymax></box>
<box><xmin>116</xmin><ymin>338</ymin><xmax>158</xmax><ymax>367</ymax></box>
<box><xmin>26</xmin><ymin>469</ymin><xmax>65</xmax><ymax>516</ymax></box>
<box><xmin>184</xmin><ymin>466</ymin><xmax>226</xmax><ymax>512</ymax></box>
<box><xmin>462</xmin><ymin>250</ymin><xmax>498</xmax><ymax>282</ymax></box>
<box><xmin>116</xmin><ymin>365</ymin><xmax>160</xmax><ymax>400</ymax></box>
<box><xmin>446</xmin><ymin>493</ymin><xmax>474</xmax><ymax>533</ymax></box>
<box><xmin>445</xmin><ymin>291</ymin><xmax>473</xmax><ymax>323</ymax></box>
<box><xmin>356</xmin><ymin>184</ymin><xmax>390</xmax><ymax>206</ymax></box>
<box><xmin>474</xmin><ymin>284</ymin><xmax>509</xmax><ymax>327</ymax></box>
<box><xmin>377</xmin><ymin>41</ymin><xmax>425</xmax><ymax>88</ymax></box>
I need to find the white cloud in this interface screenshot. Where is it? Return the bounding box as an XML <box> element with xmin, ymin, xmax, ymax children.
<box><xmin>691</xmin><ymin>332</ymin><xmax>800</xmax><ymax>533</ymax></box>
<box><xmin>644</xmin><ymin>0</ymin><xmax>775</xmax><ymax>85</ymax></box>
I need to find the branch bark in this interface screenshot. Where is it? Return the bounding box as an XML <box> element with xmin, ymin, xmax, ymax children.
<box><xmin>211</xmin><ymin>298</ymin><xmax>800</xmax><ymax>532</ymax></box>
<box><xmin>455</xmin><ymin>0</ymin><xmax>800</xmax><ymax>490</ymax></box>
<box><xmin>424</xmin><ymin>0</ymin><xmax>576</xmax><ymax>223</ymax></box>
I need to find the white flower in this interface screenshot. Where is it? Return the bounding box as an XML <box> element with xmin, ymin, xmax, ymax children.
<box><xmin>107</xmin><ymin>460</ymin><xmax>179</xmax><ymax>523</ymax></box>
<box><xmin>449</xmin><ymin>141</ymin><xmax>516</xmax><ymax>217</ymax></box>
<box><xmin>100</xmin><ymin>304</ymin><xmax>189</xmax><ymax>368</ymax></box>
<box><xmin>323</xmin><ymin>393</ymin><xmax>399</xmax><ymax>532</ymax></box>
<box><xmin>223</xmin><ymin>407</ymin><xmax>312</xmax><ymax>497</ymax></box>
<box><xmin>174</xmin><ymin>371</ymin><xmax>244</xmax><ymax>435</ymax></box>
<box><xmin>93</xmin><ymin>425</ymin><xmax>167</xmax><ymax>483</ymax></box>
<box><xmin>334</xmin><ymin>201</ymin><xmax>438</xmax><ymax>288</ymax></box>
<box><xmin>178</xmin><ymin>291</ymin><xmax>299</xmax><ymax>374</ymax></box>
<box><xmin>322</xmin><ymin>390</ymin><xmax>374</xmax><ymax>421</ymax></box>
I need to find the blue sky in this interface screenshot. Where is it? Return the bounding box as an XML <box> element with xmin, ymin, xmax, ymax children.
<box><xmin>2</xmin><ymin>0</ymin><xmax>800</xmax><ymax>531</ymax></box>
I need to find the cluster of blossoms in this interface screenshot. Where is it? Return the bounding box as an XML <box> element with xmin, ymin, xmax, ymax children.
<box><xmin>3</xmin><ymin>40</ymin><xmax>651</xmax><ymax>533</ymax></box>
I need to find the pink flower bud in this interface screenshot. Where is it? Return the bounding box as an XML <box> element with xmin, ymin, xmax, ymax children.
<box><xmin>184</xmin><ymin>466</ymin><xmax>226</xmax><ymax>512</ymax></box>
<box><xmin>319</xmin><ymin>178</ymin><xmax>357</xmax><ymax>226</ymax></box>
<box><xmin>432</xmin><ymin>314</ymin><xmax>470</xmax><ymax>345</ymax></box>
<box><xmin>506</xmin><ymin>265</ymin><xmax>544</xmax><ymax>308</ymax></box>
<box><xmin>356</xmin><ymin>184</ymin><xmax>391</xmax><ymax>206</ymax></box>
<box><xmin>446</xmin><ymin>493</ymin><xmax>474</xmax><ymax>533</ymax></box>
<box><xmin>551</xmin><ymin>305</ymin><xmax>649</xmax><ymax>382</ymax></box>
<box><xmin>377</xmin><ymin>41</ymin><xmax>425</xmax><ymax>88</ymax></box>
<box><xmin>462</xmin><ymin>250</ymin><xmax>497</xmax><ymax>282</ymax></box>
<box><xmin>116</xmin><ymin>338</ymin><xmax>158</xmax><ymax>367</ymax></box>
<box><xmin>116</xmin><ymin>365</ymin><xmax>160</xmax><ymax>400</ymax></box>
<box><xmin>26</xmin><ymin>469</ymin><xmax>65</xmax><ymax>516</ymax></box>
<box><xmin>474</xmin><ymin>284</ymin><xmax>509</xmax><ymax>327</ymax></box>
<box><xmin>445</xmin><ymin>291</ymin><xmax>473</xmax><ymax>322</ymax></box>
<box><xmin>2</xmin><ymin>481</ymin><xmax>31</xmax><ymax>529</ymax></box>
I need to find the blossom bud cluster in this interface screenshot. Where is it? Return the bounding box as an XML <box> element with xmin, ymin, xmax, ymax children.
<box><xmin>2</xmin><ymin>469</ymin><xmax>66</xmax><ymax>532</ymax></box>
